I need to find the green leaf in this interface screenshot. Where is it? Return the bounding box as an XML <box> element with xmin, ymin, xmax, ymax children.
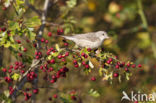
<box><xmin>4</xmin><ymin>41</ymin><xmax>11</xmax><ymax>48</ymax></box>
<box><xmin>99</xmin><ymin>67</ymin><xmax>103</xmax><ymax>76</ymax></box>
<box><xmin>126</xmin><ymin>73</ymin><xmax>132</xmax><ymax>80</ymax></box>
<box><xmin>60</xmin><ymin>97</ymin><xmax>72</xmax><ymax>103</ymax></box>
<box><xmin>27</xmin><ymin>31</ymin><xmax>36</xmax><ymax>40</ymax></box>
<box><xmin>16</xmin><ymin>0</ymin><xmax>24</xmax><ymax>5</ymax></box>
<box><xmin>29</xmin><ymin>0</ymin><xmax>35</xmax><ymax>4</ymax></box>
<box><xmin>25</xmin><ymin>16</ymin><xmax>41</xmax><ymax>28</ymax></box>
<box><xmin>64</xmin><ymin>27</ymin><xmax>71</xmax><ymax>35</ymax></box>
<box><xmin>14</xmin><ymin>0</ymin><xmax>25</xmax><ymax>16</ymax></box>
<box><xmin>11</xmin><ymin>44</ymin><xmax>20</xmax><ymax>50</ymax></box>
<box><xmin>8</xmin><ymin>20</ymin><xmax>20</xmax><ymax>31</ymax></box>
<box><xmin>66</xmin><ymin>0</ymin><xmax>77</xmax><ymax>8</ymax></box>
<box><xmin>89</xmin><ymin>89</ymin><xmax>100</xmax><ymax>98</ymax></box>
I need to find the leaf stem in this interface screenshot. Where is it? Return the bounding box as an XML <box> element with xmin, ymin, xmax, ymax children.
<box><xmin>137</xmin><ymin>0</ymin><xmax>148</xmax><ymax>29</ymax></box>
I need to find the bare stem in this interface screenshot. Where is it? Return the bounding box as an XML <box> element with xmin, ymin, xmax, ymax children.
<box><xmin>25</xmin><ymin>0</ymin><xmax>42</xmax><ymax>16</ymax></box>
<box><xmin>137</xmin><ymin>0</ymin><xmax>148</xmax><ymax>29</ymax></box>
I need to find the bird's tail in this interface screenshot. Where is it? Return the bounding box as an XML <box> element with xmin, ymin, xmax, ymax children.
<box><xmin>61</xmin><ymin>36</ymin><xmax>75</xmax><ymax>41</ymax></box>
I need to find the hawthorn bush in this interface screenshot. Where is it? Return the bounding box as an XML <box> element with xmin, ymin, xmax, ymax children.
<box><xmin>0</xmin><ymin>0</ymin><xmax>155</xmax><ymax>103</ymax></box>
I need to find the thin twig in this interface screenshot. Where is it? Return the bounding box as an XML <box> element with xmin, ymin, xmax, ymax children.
<box><xmin>137</xmin><ymin>0</ymin><xmax>148</xmax><ymax>29</ymax></box>
<box><xmin>25</xmin><ymin>0</ymin><xmax>42</xmax><ymax>16</ymax></box>
<box><xmin>11</xmin><ymin>58</ymin><xmax>43</xmax><ymax>100</ymax></box>
<box><xmin>31</xmin><ymin>0</ymin><xmax>50</xmax><ymax>103</ymax></box>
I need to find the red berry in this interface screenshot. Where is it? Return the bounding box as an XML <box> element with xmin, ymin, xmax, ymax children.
<box><xmin>1</xmin><ymin>27</ymin><xmax>6</xmax><ymax>32</ymax></box>
<box><xmin>58</xmin><ymin>55</ymin><xmax>62</xmax><ymax>59</ymax></box>
<box><xmin>74</xmin><ymin>64</ymin><xmax>79</xmax><ymax>68</ymax></box>
<box><xmin>131</xmin><ymin>64</ymin><xmax>136</xmax><ymax>68</ymax></box>
<box><xmin>40</xmin><ymin>66</ymin><xmax>43</xmax><ymax>70</ymax></box>
<box><xmin>16</xmin><ymin>40</ymin><xmax>21</xmax><ymax>44</ymax></box>
<box><xmin>81</xmin><ymin>53</ymin><xmax>85</xmax><ymax>56</ymax></box>
<box><xmin>48</xmin><ymin>97</ymin><xmax>52</xmax><ymax>101</ymax></box>
<box><xmin>15</xmin><ymin>61</ymin><xmax>19</xmax><ymax>65</ymax></box>
<box><xmin>2</xmin><ymin>68</ymin><xmax>7</xmax><ymax>72</ymax></box>
<box><xmin>84</xmin><ymin>54</ymin><xmax>88</xmax><ymax>58</ymax></box>
<box><xmin>53</xmin><ymin>94</ymin><xmax>58</xmax><ymax>98</ymax></box>
<box><xmin>57</xmin><ymin>28</ymin><xmax>64</xmax><ymax>35</ymax></box>
<box><xmin>91</xmin><ymin>77</ymin><xmax>96</xmax><ymax>81</ymax></box>
<box><xmin>26</xmin><ymin>39</ymin><xmax>30</xmax><ymax>43</ymax></box>
<box><xmin>52</xmin><ymin>75</ymin><xmax>56</xmax><ymax>80</ymax></box>
<box><xmin>113</xmin><ymin>73</ymin><xmax>119</xmax><ymax>77</ymax></box>
<box><xmin>33</xmin><ymin>89</ymin><xmax>39</xmax><ymax>94</ymax></box>
<box><xmin>36</xmin><ymin>55</ymin><xmax>40</xmax><ymax>59</ymax></box>
<box><xmin>21</xmin><ymin>70</ymin><xmax>25</xmax><ymax>74</ymax></box>
<box><xmin>138</xmin><ymin>64</ymin><xmax>142</xmax><ymax>68</ymax></box>
<box><xmin>48</xmin><ymin>67</ymin><xmax>54</xmax><ymax>72</ymax></box>
<box><xmin>87</xmin><ymin>48</ymin><xmax>91</xmax><ymax>52</ymax></box>
<box><xmin>41</xmin><ymin>38</ymin><xmax>45</xmax><ymax>42</ymax></box>
<box><xmin>45</xmin><ymin>40</ymin><xmax>48</xmax><ymax>44</ymax></box>
<box><xmin>65</xmin><ymin>52</ymin><xmax>69</xmax><ymax>56</ymax></box>
<box><xmin>61</xmin><ymin>58</ymin><xmax>66</xmax><ymax>62</ymax></box>
<box><xmin>115</xmin><ymin>65</ymin><xmax>119</xmax><ymax>69</ymax></box>
<box><xmin>71</xmin><ymin>95</ymin><xmax>77</xmax><ymax>100</ymax></box>
<box><xmin>64</xmin><ymin>43</ymin><xmax>68</xmax><ymax>46</ymax></box>
<box><xmin>18</xmin><ymin>53</ymin><xmax>22</xmax><ymax>57</ymax></box>
<box><xmin>2</xmin><ymin>7</ymin><xmax>7</xmax><ymax>10</ymax></box>
<box><xmin>50</xmin><ymin>59</ymin><xmax>55</xmax><ymax>64</ymax></box>
<box><xmin>23</xmin><ymin>48</ymin><xmax>27</xmax><ymax>52</ymax></box>
<box><xmin>8</xmin><ymin>69</ymin><xmax>12</xmax><ymax>73</ymax></box>
<box><xmin>48</xmin><ymin>32</ymin><xmax>52</xmax><ymax>37</ymax></box>
<box><xmin>85</xmin><ymin>64</ymin><xmax>89</xmax><ymax>69</ymax></box>
<box><xmin>109</xmin><ymin>58</ymin><xmax>113</xmax><ymax>62</ymax></box>
<box><xmin>9</xmin><ymin>65</ymin><xmax>13</xmax><ymax>69</ymax></box>
<box><xmin>14</xmin><ymin>65</ymin><xmax>19</xmax><ymax>70</ymax></box>
<box><xmin>125</xmin><ymin>68</ymin><xmax>129</xmax><ymax>72</ymax></box>
<box><xmin>73</xmin><ymin>60</ymin><xmax>77</xmax><ymax>64</ymax></box>
<box><xmin>127</xmin><ymin>63</ymin><xmax>131</xmax><ymax>67</ymax></box>
<box><xmin>82</xmin><ymin>61</ymin><xmax>86</xmax><ymax>65</ymax></box>
<box><xmin>33</xmin><ymin>43</ymin><xmax>37</xmax><ymax>47</ymax></box>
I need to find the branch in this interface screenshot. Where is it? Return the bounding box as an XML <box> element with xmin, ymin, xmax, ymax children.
<box><xmin>45</xmin><ymin>21</ymin><xmax>63</xmax><ymax>27</ymax></box>
<box><xmin>11</xmin><ymin>0</ymin><xmax>50</xmax><ymax>101</ymax></box>
<box><xmin>25</xmin><ymin>0</ymin><xmax>42</xmax><ymax>16</ymax></box>
<box><xmin>137</xmin><ymin>0</ymin><xmax>148</xmax><ymax>29</ymax></box>
<box><xmin>11</xmin><ymin>58</ymin><xmax>44</xmax><ymax>100</ymax></box>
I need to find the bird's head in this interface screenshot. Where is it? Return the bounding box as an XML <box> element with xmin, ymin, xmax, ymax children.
<box><xmin>96</xmin><ymin>31</ymin><xmax>109</xmax><ymax>40</ymax></box>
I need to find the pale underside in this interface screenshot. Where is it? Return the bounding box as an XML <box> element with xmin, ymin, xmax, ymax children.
<box><xmin>71</xmin><ymin>33</ymin><xmax>102</xmax><ymax>48</ymax></box>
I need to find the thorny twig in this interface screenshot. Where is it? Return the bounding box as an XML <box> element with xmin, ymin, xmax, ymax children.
<box><xmin>11</xmin><ymin>0</ymin><xmax>50</xmax><ymax>102</ymax></box>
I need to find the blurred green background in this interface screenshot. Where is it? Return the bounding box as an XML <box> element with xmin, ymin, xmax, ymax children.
<box><xmin>0</xmin><ymin>0</ymin><xmax>156</xmax><ymax>103</ymax></box>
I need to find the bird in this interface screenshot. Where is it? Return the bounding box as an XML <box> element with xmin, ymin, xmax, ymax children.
<box><xmin>61</xmin><ymin>31</ymin><xmax>109</xmax><ymax>49</ymax></box>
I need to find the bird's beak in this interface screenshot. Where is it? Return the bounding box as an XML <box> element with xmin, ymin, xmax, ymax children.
<box><xmin>106</xmin><ymin>36</ymin><xmax>110</xmax><ymax>39</ymax></box>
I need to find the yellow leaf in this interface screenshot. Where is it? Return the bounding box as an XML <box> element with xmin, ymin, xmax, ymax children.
<box><xmin>108</xmin><ymin>2</ymin><xmax>120</xmax><ymax>13</ymax></box>
<box><xmin>11</xmin><ymin>73</ymin><xmax>20</xmax><ymax>81</ymax></box>
<box><xmin>55</xmin><ymin>44</ymin><xmax>60</xmax><ymax>51</ymax></box>
<box><xmin>102</xmin><ymin>72</ymin><xmax>112</xmax><ymax>81</ymax></box>
<box><xmin>88</xmin><ymin>1</ymin><xmax>96</xmax><ymax>11</ymax></box>
<box><xmin>103</xmin><ymin>38</ymin><xmax>113</xmax><ymax>46</ymax></box>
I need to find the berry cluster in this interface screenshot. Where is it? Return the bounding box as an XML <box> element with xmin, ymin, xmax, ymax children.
<box><xmin>27</xmin><ymin>71</ymin><xmax>37</xmax><ymax>81</ymax></box>
<box><xmin>0</xmin><ymin>27</ymin><xmax>142</xmax><ymax>102</ymax></box>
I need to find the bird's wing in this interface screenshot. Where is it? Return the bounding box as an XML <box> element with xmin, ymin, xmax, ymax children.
<box><xmin>73</xmin><ymin>32</ymin><xmax>100</xmax><ymax>42</ymax></box>
<box><xmin>61</xmin><ymin>35</ymin><xmax>75</xmax><ymax>41</ymax></box>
